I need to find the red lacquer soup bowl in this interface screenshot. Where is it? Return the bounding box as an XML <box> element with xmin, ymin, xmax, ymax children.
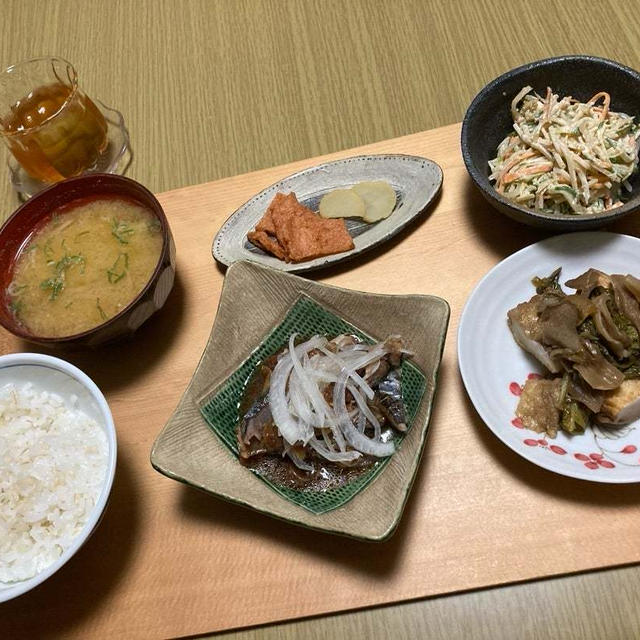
<box><xmin>0</xmin><ymin>174</ymin><xmax>176</xmax><ymax>348</ymax></box>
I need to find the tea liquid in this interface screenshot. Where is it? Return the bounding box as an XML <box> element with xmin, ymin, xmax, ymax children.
<box><xmin>2</xmin><ymin>83</ymin><xmax>107</xmax><ymax>182</ymax></box>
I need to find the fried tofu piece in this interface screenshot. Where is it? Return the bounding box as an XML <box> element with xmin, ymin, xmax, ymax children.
<box><xmin>254</xmin><ymin>194</ymin><xmax>284</xmax><ymax>236</ymax></box>
<box><xmin>271</xmin><ymin>200</ymin><xmax>354</xmax><ymax>263</ymax></box>
<box><xmin>598</xmin><ymin>379</ymin><xmax>640</xmax><ymax>424</ymax></box>
<box><xmin>248</xmin><ymin>193</ymin><xmax>291</xmax><ymax>258</ymax></box>
<box><xmin>247</xmin><ymin>229</ymin><xmax>287</xmax><ymax>260</ymax></box>
<box><xmin>516</xmin><ymin>378</ymin><xmax>562</xmax><ymax>438</ymax></box>
<box><xmin>247</xmin><ymin>192</ymin><xmax>354</xmax><ymax>263</ymax></box>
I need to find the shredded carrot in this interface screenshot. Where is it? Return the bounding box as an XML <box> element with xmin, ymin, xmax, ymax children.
<box><xmin>497</xmin><ymin>149</ymin><xmax>536</xmax><ymax>188</ymax></box>
<box><xmin>488</xmin><ymin>86</ymin><xmax>639</xmax><ymax>215</ymax></box>
<box><xmin>503</xmin><ymin>163</ymin><xmax>554</xmax><ymax>184</ymax></box>
<box><xmin>588</xmin><ymin>92</ymin><xmax>611</xmax><ymax>121</ymax></box>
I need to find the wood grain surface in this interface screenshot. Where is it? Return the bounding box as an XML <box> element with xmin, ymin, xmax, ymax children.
<box><xmin>3</xmin><ymin>124</ymin><xmax>640</xmax><ymax>639</ymax></box>
<box><xmin>2</xmin><ymin>0</ymin><xmax>640</xmax><ymax>218</ymax></box>
<box><xmin>2</xmin><ymin>1</ymin><xmax>640</xmax><ymax>638</ymax></box>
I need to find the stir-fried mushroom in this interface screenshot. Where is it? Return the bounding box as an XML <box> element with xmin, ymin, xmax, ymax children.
<box><xmin>508</xmin><ymin>268</ymin><xmax>640</xmax><ymax>437</ymax></box>
<box><xmin>565</xmin><ymin>268</ymin><xmax>611</xmax><ymax>296</ymax></box>
<box><xmin>611</xmin><ymin>275</ymin><xmax>640</xmax><ymax>334</ymax></box>
<box><xmin>507</xmin><ymin>296</ymin><xmax>562</xmax><ymax>373</ymax></box>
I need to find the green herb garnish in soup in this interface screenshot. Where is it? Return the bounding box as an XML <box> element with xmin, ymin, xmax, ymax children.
<box><xmin>7</xmin><ymin>197</ymin><xmax>163</xmax><ymax>337</ymax></box>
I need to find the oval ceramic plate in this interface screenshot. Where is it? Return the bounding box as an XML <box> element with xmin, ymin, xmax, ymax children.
<box><xmin>459</xmin><ymin>231</ymin><xmax>640</xmax><ymax>483</ymax></box>
<box><xmin>212</xmin><ymin>154</ymin><xmax>442</xmax><ymax>273</ymax></box>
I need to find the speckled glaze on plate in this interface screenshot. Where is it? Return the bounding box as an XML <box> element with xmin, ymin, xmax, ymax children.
<box><xmin>459</xmin><ymin>231</ymin><xmax>640</xmax><ymax>482</ymax></box>
<box><xmin>151</xmin><ymin>260</ymin><xmax>450</xmax><ymax>541</ymax></box>
<box><xmin>212</xmin><ymin>154</ymin><xmax>442</xmax><ymax>273</ymax></box>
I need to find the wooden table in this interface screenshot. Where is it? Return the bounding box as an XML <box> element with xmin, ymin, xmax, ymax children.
<box><xmin>2</xmin><ymin>2</ymin><xmax>640</xmax><ymax>638</ymax></box>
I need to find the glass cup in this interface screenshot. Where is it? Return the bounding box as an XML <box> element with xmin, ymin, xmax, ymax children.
<box><xmin>0</xmin><ymin>57</ymin><xmax>108</xmax><ymax>183</ymax></box>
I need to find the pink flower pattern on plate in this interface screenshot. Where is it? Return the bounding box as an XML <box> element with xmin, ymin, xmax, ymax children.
<box><xmin>509</xmin><ymin>374</ymin><xmax>640</xmax><ymax>472</ymax></box>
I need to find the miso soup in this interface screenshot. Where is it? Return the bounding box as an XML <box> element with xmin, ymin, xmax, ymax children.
<box><xmin>8</xmin><ymin>197</ymin><xmax>164</xmax><ymax>337</ymax></box>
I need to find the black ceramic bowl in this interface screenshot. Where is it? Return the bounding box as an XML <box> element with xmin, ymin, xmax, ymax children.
<box><xmin>0</xmin><ymin>174</ymin><xmax>176</xmax><ymax>348</ymax></box>
<box><xmin>461</xmin><ymin>55</ymin><xmax>640</xmax><ymax>230</ymax></box>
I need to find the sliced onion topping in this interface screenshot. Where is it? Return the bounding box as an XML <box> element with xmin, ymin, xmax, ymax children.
<box><xmin>268</xmin><ymin>334</ymin><xmax>401</xmax><ymax>467</ymax></box>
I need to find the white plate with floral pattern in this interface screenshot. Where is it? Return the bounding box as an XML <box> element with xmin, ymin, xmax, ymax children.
<box><xmin>459</xmin><ymin>231</ymin><xmax>640</xmax><ymax>483</ymax></box>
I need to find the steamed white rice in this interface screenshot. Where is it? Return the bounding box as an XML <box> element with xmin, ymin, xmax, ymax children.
<box><xmin>0</xmin><ymin>383</ymin><xmax>108</xmax><ymax>584</ymax></box>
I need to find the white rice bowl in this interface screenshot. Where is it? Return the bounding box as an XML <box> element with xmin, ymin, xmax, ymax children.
<box><xmin>0</xmin><ymin>354</ymin><xmax>116</xmax><ymax>603</ymax></box>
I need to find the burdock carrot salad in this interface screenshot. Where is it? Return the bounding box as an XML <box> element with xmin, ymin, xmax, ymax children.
<box><xmin>489</xmin><ymin>86</ymin><xmax>640</xmax><ymax>215</ymax></box>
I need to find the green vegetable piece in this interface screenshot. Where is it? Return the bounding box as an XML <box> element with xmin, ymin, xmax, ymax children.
<box><xmin>55</xmin><ymin>253</ymin><xmax>86</xmax><ymax>275</ymax></box>
<box><xmin>107</xmin><ymin>253</ymin><xmax>129</xmax><ymax>284</ymax></box>
<box><xmin>43</xmin><ymin>238</ymin><xmax>54</xmax><ymax>260</ymax></box>
<box><xmin>561</xmin><ymin>400</ymin><xmax>588</xmax><ymax>435</ymax></box>
<box><xmin>111</xmin><ymin>218</ymin><xmax>135</xmax><ymax>244</ymax></box>
<box><xmin>532</xmin><ymin>267</ymin><xmax>562</xmax><ymax>294</ymax></box>
<box><xmin>147</xmin><ymin>218</ymin><xmax>161</xmax><ymax>234</ymax></box>
<box><xmin>8</xmin><ymin>299</ymin><xmax>23</xmax><ymax>316</ymax></box>
<box><xmin>40</xmin><ymin>277</ymin><xmax>64</xmax><ymax>301</ymax></box>
<box><xmin>39</xmin><ymin>252</ymin><xmax>86</xmax><ymax>300</ymax></box>
<box><xmin>96</xmin><ymin>298</ymin><xmax>108</xmax><ymax>321</ymax></box>
<box><xmin>552</xmin><ymin>185</ymin><xmax>577</xmax><ymax>198</ymax></box>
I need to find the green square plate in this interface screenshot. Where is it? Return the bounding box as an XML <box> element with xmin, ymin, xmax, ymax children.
<box><xmin>198</xmin><ymin>295</ymin><xmax>426</xmax><ymax>515</ymax></box>
<box><xmin>151</xmin><ymin>261</ymin><xmax>449</xmax><ymax>541</ymax></box>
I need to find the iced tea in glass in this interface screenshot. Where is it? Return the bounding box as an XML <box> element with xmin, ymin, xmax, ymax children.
<box><xmin>0</xmin><ymin>57</ymin><xmax>108</xmax><ymax>183</ymax></box>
